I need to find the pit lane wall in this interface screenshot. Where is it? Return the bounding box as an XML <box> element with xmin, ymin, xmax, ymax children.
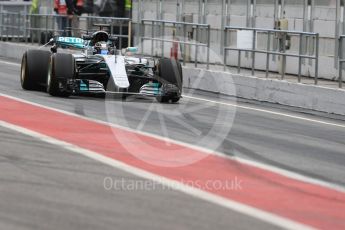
<box><xmin>0</xmin><ymin>42</ymin><xmax>75</xmax><ymax>60</ymax></box>
<box><xmin>1</xmin><ymin>41</ymin><xmax>345</xmax><ymax>116</ymax></box>
<box><xmin>183</xmin><ymin>66</ymin><xmax>345</xmax><ymax>116</ymax></box>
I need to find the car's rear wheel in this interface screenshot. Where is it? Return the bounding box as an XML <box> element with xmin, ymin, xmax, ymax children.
<box><xmin>155</xmin><ymin>58</ymin><xmax>182</xmax><ymax>103</ymax></box>
<box><xmin>20</xmin><ymin>50</ymin><xmax>50</xmax><ymax>90</ymax></box>
<box><xmin>47</xmin><ymin>53</ymin><xmax>75</xmax><ymax>97</ymax></box>
<box><xmin>155</xmin><ymin>96</ymin><xmax>169</xmax><ymax>103</ymax></box>
<box><xmin>156</xmin><ymin>96</ymin><xmax>181</xmax><ymax>103</ymax></box>
<box><xmin>171</xmin><ymin>97</ymin><xmax>180</xmax><ymax>103</ymax></box>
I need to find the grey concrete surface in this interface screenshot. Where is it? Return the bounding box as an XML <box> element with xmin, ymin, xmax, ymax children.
<box><xmin>0</xmin><ymin>125</ymin><xmax>279</xmax><ymax>230</ymax></box>
<box><xmin>184</xmin><ymin>66</ymin><xmax>345</xmax><ymax>116</ymax></box>
<box><xmin>0</xmin><ymin>59</ymin><xmax>345</xmax><ymax>189</ymax></box>
<box><xmin>0</xmin><ymin>42</ymin><xmax>75</xmax><ymax>61</ymax></box>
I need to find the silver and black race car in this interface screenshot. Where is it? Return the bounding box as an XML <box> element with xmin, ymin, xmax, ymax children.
<box><xmin>20</xmin><ymin>30</ymin><xmax>182</xmax><ymax>103</ymax></box>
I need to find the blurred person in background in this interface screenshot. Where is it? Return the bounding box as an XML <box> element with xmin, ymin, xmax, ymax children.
<box><xmin>94</xmin><ymin>0</ymin><xmax>116</xmax><ymax>17</ymax></box>
<box><xmin>74</xmin><ymin>0</ymin><xmax>84</xmax><ymax>15</ymax></box>
<box><xmin>94</xmin><ymin>0</ymin><xmax>131</xmax><ymax>18</ymax></box>
<box><xmin>124</xmin><ymin>0</ymin><xmax>131</xmax><ymax>18</ymax></box>
<box><xmin>30</xmin><ymin>0</ymin><xmax>57</xmax><ymax>44</ymax></box>
<box><xmin>54</xmin><ymin>0</ymin><xmax>75</xmax><ymax>36</ymax></box>
<box><xmin>83</xmin><ymin>0</ymin><xmax>94</xmax><ymax>15</ymax></box>
<box><xmin>30</xmin><ymin>0</ymin><xmax>39</xmax><ymax>14</ymax></box>
<box><xmin>94</xmin><ymin>0</ymin><xmax>132</xmax><ymax>47</ymax></box>
<box><xmin>29</xmin><ymin>0</ymin><xmax>41</xmax><ymax>42</ymax></box>
<box><xmin>71</xmin><ymin>0</ymin><xmax>84</xmax><ymax>37</ymax></box>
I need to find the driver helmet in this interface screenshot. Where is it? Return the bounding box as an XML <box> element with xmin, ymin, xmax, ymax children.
<box><xmin>94</xmin><ymin>41</ymin><xmax>109</xmax><ymax>55</ymax></box>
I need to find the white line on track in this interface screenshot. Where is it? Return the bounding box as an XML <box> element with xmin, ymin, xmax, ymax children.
<box><xmin>0</xmin><ymin>60</ymin><xmax>21</xmax><ymax>67</ymax></box>
<box><xmin>183</xmin><ymin>95</ymin><xmax>345</xmax><ymax>129</ymax></box>
<box><xmin>0</xmin><ymin>120</ymin><xmax>314</xmax><ymax>230</ymax></box>
<box><xmin>1</xmin><ymin>59</ymin><xmax>345</xmax><ymax>193</ymax></box>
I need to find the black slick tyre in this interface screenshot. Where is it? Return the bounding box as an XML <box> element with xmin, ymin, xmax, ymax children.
<box><xmin>20</xmin><ymin>50</ymin><xmax>50</xmax><ymax>90</ymax></box>
<box><xmin>47</xmin><ymin>53</ymin><xmax>75</xmax><ymax>97</ymax></box>
<box><xmin>155</xmin><ymin>58</ymin><xmax>182</xmax><ymax>103</ymax></box>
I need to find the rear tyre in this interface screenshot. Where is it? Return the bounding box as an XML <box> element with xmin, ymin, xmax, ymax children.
<box><xmin>47</xmin><ymin>53</ymin><xmax>75</xmax><ymax>97</ymax></box>
<box><xmin>156</xmin><ymin>96</ymin><xmax>169</xmax><ymax>103</ymax></box>
<box><xmin>155</xmin><ymin>58</ymin><xmax>182</xmax><ymax>103</ymax></box>
<box><xmin>20</xmin><ymin>50</ymin><xmax>50</xmax><ymax>90</ymax></box>
<box><xmin>156</xmin><ymin>96</ymin><xmax>180</xmax><ymax>103</ymax></box>
<box><xmin>171</xmin><ymin>97</ymin><xmax>180</xmax><ymax>103</ymax></box>
<box><xmin>157</xmin><ymin>58</ymin><xmax>183</xmax><ymax>87</ymax></box>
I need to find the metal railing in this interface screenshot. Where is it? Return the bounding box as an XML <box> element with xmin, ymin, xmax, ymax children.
<box><xmin>140</xmin><ymin>19</ymin><xmax>211</xmax><ymax>69</ymax></box>
<box><xmin>338</xmin><ymin>35</ymin><xmax>345</xmax><ymax>88</ymax></box>
<box><xmin>224</xmin><ymin>26</ymin><xmax>320</xmax><ymax>85</ymax></box>
<box><xmin>0</xmin><ymin>12</ymin><xmax>131</xmax><ymax>49</ymax></box>
<box><xmin>1</xmin><ymin>11</ymin><xmax>343</xmax><ymax>87</ymax></box>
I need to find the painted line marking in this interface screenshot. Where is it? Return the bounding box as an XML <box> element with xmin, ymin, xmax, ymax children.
<box><xmin>1</xmin><ymin>59</ymin><xmax>345</xmax><ymax>194</ymax></box>
<box><xmin>1</xmin><ymin>95</ymin><xmax>345</xmax><ymax>230</ymax></box>
<box><xmin>0</xmin><ymin>60</ymin><xmax>21</xmax><ymax>67</ymax></box>
<box><xmin>1</xmin><ymin>55</ymin><xmax>345</xmax><ymax>193</ymax></box>
<box><xmin>0</xmin><ymin>92</ymin><xmax>344</xmax><ymax>194</ymax></box>
<box><xmin>182</xmin><ymin>95</ymin><xmax>345</xmax><ymax>129</ymax></box>
<box><xmin>0</xmin><ymin>120</ymin><xmax>313</xmax><ymax>230</ymax></box>
<box><xmin>1</xmin><ymin>91</ymin><xmax>345</xmax><ymax>194</ymax></box>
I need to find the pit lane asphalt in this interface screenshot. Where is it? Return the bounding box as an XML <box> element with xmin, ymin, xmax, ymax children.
<box><xmin>1</xmin><ymin>58</ymin><xmax>345</xmax><ymax>186</ymax></box>
<box><xmin>0</xmin><ymin>125</ymin><xmax>279</xmax><ymax>230</ymax></box>
<box><xmin>0</xmin><ymin>58</ymin><xmax>345</xmax><ymax>229</ymax></box>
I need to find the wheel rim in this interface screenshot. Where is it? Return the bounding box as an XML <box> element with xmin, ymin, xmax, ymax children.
<box><xmin>47</xmin><ymin>61</ymin><xmax>52</xmax><ymax>92</ymax></box>
<box><xmin>20</xmin><ymin>57</ymin><xmax>26</xmax><ymax>84</ymax></box>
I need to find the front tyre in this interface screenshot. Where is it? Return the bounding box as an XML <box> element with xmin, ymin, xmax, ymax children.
<box><xmin>20</xmin><ymin>50</ymin><xmax>50</xmax><ymax>90</ymax></box>
<box><xmin>47</xmin><ymin>53</ymin><xmax>75</xmax><ymax>97</ymax></box>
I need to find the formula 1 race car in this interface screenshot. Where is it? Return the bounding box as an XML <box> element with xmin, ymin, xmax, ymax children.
<box><xmin>20</xmin><ymin>30</ymin><xmax>182</xmax><ymax>103</ymax></box>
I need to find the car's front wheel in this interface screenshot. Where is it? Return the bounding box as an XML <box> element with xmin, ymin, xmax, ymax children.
<box><xmin>47</xmin><ymin>53</ymin><xmax>75</xmax><ymax>97</ymax></box>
